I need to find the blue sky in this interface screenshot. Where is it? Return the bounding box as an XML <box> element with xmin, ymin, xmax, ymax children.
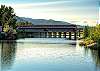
<box><xmin>0</xmin><ymin>0</ymin><xmax>99</xmax><ymax>26</ymax></box>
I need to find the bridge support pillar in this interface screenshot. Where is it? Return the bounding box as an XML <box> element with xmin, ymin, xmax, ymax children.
<box><xmin>40</xmin><ymin>32</ymin><xmax>45</xmax><ymax>38</ymax></box>
<box><xmin>74</xmin><ymin>32</ymin><xmax>77</xmax><ymax>40</ymax></box>
<box><xmin>64</xmin><ymin>32</ymin><xmax>66</xmax><ymax>38</ymax></box>
<box><xmin>69</xmin><ymin>32</ymin><xmax>71</xmax><ymax>40</ymax></box>
<box><xmin>58</xmin><ymin>32</ymin><xmax>61</xmax><ymax>38</ymax></box>
<box><xmin>79</xmin><ymin>30</ymin><xmax>80</xmax><ymax>37</ymax></box>
<box><xmin>45</xmin><ymin>32</ymin><xmax>47</xmax><ymax>38</ymax></box>
<box><xmin>53</xmin><ymin>32</ymin><xmax>57</xmax><ymax>38</ymax></box>
<box><xmin>40</xmin><ymin>32</ymin><xmax>41</xmax><ymax>38</ymax></box>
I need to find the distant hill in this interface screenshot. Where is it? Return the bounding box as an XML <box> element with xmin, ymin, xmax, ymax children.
<box><xmin>16</xmin><ymin>17</ymin><xmax>72</xmax><ymax>25</ymax></box>
<box><xmin>16</xmin><ymin>17</ymin><xmax>84</xmax><ymax>29</ymax></box>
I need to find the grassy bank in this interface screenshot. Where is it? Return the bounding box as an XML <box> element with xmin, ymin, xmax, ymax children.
<box><xmin>79</xmin><ymin>38</ymin><xmax>97</xmax><ymax>49</ymax></box>
<box><xmin>79</xmin><ymin>24</ymin><xmax>100</xmax><ymax>50</ymax></box>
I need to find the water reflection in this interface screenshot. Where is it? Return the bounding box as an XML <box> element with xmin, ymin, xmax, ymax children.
<box><xmin>0</xmin><ymin>39</ymin><xmax>100</xmax><ymax>71</ymax></box>
<box><xmin>0</xmin><ymin>41</ymin><xmax>16</xmax><ymax>71</ymax></box>
<box><xmin>91</xmin><ymin>50</ymin><xmax>100</xmax><ymax>68</ymax></box>
<box><xmin>83</xmin><ymin>47</ymin><xmax>100</xmax><ymax>70</ymax></box>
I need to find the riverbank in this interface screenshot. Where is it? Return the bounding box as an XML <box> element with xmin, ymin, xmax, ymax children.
<box><xmin>0</xmin><ymin>30</ymin><xmax>17</xmax><ymax>40</ymax></box>
<box><xmin>79</xmin><ymin>38</ymin><xmax>98</xmax><ymax>50</ymax></box>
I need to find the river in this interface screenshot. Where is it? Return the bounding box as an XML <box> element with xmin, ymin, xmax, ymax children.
<box><xmin>0</xmin><ymin>38</ymin><xmax>100</xmax><ymax>71</ymax></box>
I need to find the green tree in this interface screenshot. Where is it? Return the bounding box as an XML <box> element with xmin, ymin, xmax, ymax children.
<box><xmin>90</xmin><ymin>24</ymin><xmax>100</xmax><ymax>42</ymax></box>
<box><xmin>0</xmin><ymin>5</ymin><xmax>16</xmax><ymax>31</ymax></box>
<box><xmin>83</xmin><ymin>26</ymin><xmax>90</xmax><ymax>38</ymax></box>
<box><xmin>16</xmin><ymin>21</ymin><xmax>32</xmax><ymax>27</ymax></box>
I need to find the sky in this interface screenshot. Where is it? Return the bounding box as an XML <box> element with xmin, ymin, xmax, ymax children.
<box><xmin>0</xmin><ymin>0</ymin><xmax>99</xmax><ymax>26</ymax></box>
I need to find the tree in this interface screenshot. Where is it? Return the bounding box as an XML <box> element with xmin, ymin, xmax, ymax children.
<box><xmin>16</xmin><ymin>21</ymin><xmax>33</xmax><ymax>27</ymax></box>
<box><xmin>83</xmin><ymin>26</ymin><xmax>90</xmax><ymax>38</ymax></box>
<box><xmin>90</xmin><ymin>24</ymin><xmax>100</xmax><ymax>42</ymax></box>
<box><xmin>0</xmin><ymin>5</ymin><xmax>16</xmax><ymax>31</ymax></box>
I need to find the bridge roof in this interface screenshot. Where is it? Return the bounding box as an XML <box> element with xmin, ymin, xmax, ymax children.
<box><xmin>17</xmin><ymin>24</ymin><xmax>77</xmax><ymax>29</ymax></box>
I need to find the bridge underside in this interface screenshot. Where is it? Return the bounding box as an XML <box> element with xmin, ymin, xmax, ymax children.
<box><xmin>18</xmin><ymin>32</ymin><xmax>77</xmax><ymax>40</ymax></box>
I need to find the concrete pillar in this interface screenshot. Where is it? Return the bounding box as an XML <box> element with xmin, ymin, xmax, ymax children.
<box><xmin>40</xmin><ymin>32</ymin><xmax>41</xmax><ymax>38</ymax></box>
<box><xmin>45</xmin><ymin>32</ymin><xmax>47</xmax><ymax>38</ymax></box>
<box><xmin>69</xmin><ymin>32</ymin><xmax>71</xmax><ymax>40</ymax></box>
<box><xmin>40</xmin><ymin>32</ymin><xmax>44</xmax><ymax>38</ymax></box>
<box><xmin>74</xmin><ymin>32</ymin><xmax>77</xmax><ymax>40</ymax></box>
<box><xmin>43</xmin><ymin>32</ymin><xmax>46</xmax><ymax>38</ymax></box>
<box><xmin>79</xmin><ymin>30</ymin><xmax>80</xmax><ymax>37</ymax></box>
<box><xmin>64</xmin><ymin>32</ymin><xmax>66</xmax><ymax>38</ymax></box>
<box><xmin>58</xmin><ymin>32</ymin><xmax>61</xmax><ymax>38</ymax></box>
<box><xmin>32</xmin><ymin>33</ymin><xmax>33</xmax><ymax>38</ymax></box>
<box><xmin>47</xmin><ymin>32</ymin><xmax>48</xmax><ymax>38</ymax></box>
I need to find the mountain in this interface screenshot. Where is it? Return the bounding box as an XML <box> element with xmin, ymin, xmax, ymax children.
<box><xmin>16</xmin><ymin>17</ymin><xmax>72</xmax><ymax>25</ymax></box>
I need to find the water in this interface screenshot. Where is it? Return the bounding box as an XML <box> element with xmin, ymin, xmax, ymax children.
<box><xmin>0</xmin><ymin>38</ymin><xmax>100</xmax><ymax>71</ymax></box>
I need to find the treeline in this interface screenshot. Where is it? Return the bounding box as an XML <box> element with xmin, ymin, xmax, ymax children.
<box><xmin>16</xmin><ymin>21</ymin><xmax>33</xmax><ymax>27</ymax></box>
<box><xmin>83</xmin><ymin>24</ymin><xmax>100</xmax><ymax>49</ymax></box>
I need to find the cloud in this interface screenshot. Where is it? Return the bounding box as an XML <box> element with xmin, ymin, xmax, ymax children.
<box><xmin>0</xmin><ymin>0</ymin><xmax>98</xmax><ymax>11</ymax></box>
<box><xmin>0</xmin><ymin>0</ymin><xmax>98</xmax><ymax>26</ymax></box>
<box><xmin>0</xmin><ymin>1</ymin><xmax>70</xmax><ymax>9</ymax></box>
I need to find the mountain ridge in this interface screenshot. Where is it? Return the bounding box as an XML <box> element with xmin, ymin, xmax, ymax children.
<box><xmin>16</xmin><ymin>17</ymin><xmax>73</xmax><ymax>25</ymax></box>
